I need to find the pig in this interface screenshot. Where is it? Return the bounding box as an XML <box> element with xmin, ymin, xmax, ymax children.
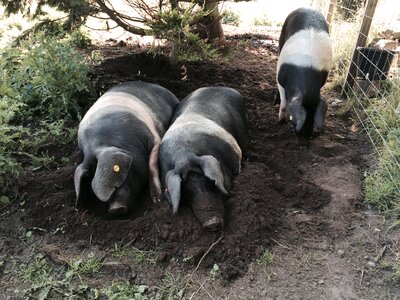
<box><xmin>74</xmin><ymin>81</ymin><xmax>179</xmax><ymax>215</ymax></box>
<box><xmin>276</xmin><ymin>7</ymin><xmax>333</xmax><ymax>144</ymax></box>
<box><xmin>159</xmin><ymin>87</ymin><xmax>247</xmax><ymax>231</ymax></box>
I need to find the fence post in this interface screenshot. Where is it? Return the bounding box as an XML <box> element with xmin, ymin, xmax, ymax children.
<box><xmin>326</xmin><ymin>0</ymin><xmax>337</xmax><ymax>29</ymax></box>
<box><xmin>342</xmin><ymin>0</ymin><xmax>379</xmax><ymax>96</ymax></box>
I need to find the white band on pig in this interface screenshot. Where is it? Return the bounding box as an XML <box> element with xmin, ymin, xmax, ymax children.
<box><xmin>277</xmin><ymin>29</ymin><xmax>332</xmax><ymax>72</ymax></box>
<box><xmin>80</xmin><ymin>91</ymin><xmax>161</xmax><ymax>144</ymax></box>
<box><xmin>165</xmin><ymin>112</ymin><xmax>242</xmax><ymax>164</ymax></box>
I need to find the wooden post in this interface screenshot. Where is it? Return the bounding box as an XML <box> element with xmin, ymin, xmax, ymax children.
<box><xmin>342</xmin><ymin>0</ymin><xmax>379</xmax><ymax>96</ymax></box>
<box><xmin>326</xmin><ymin>0</ymin><xmax>337</xmax><ymax>30</ymax></box>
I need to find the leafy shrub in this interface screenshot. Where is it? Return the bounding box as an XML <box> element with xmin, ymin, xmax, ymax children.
<box><xmin>0</xmin><ymin>30</ymin><xmax>93</xmax><ymax>191</ymax></box>
<box><xmin>3</xmin><ymin>32</ymin><xmax>92</xmax><ymax>123</ymax></box>
<box><xmin>63</xmin><ymin>29</ymin><xmax>92</xmax><ymax>48</ymax></box>
<box><xmin>147</xmin><ymin>7</ymin><xmax>220</xmax><ymax>62</ymax></box>
<box><xmin>253</xmin><ymin>15</ymin><xmax>273</xmax><ymax>26</ymax></box>
<box><xmin>222</xmin><ymin>10</ymin><xmax>240</xmax><ymax>26</ymax></box>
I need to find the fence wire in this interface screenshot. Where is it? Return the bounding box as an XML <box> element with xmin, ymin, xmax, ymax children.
<box><xmin>318</xmin><ymin>0</ymin><xmax>400</xmax><ymax>208</ymax></box>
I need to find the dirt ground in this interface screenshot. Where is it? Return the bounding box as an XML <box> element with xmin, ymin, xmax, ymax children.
<box><xmin>1</xmin><ymin>31</ymin><xmax>400</xmax><ymax>299</ymax></box>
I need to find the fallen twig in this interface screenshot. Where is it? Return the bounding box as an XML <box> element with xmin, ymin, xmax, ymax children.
<box><xmin>271</xmin><ymin>237</ymin><xmax>292</xmax><ymax>250</ymax></box>
<box><xmin>184</xmin><ymin>232</ymin><xmax>224</xmax><ymax>291</ymax></box>
<box><xmin>359</xmin><ymin>268</ymin><xmax>365</xmax><ymax>286</ymax></box>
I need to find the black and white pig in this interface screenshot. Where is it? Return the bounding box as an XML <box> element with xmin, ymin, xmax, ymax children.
<box><xmin>159</xmin><ymin>87</ymin><xmax>247</xmax><ymax>231</ymax></box>
<box><xmin>276</xmin><ymin>7</ymin><xmax>333</xmax><ymax>144</ymax></box>
<box><xmin>74</xmin><ymin>81</ymin><xmax>179</xmax><ymax>215</ymax></box>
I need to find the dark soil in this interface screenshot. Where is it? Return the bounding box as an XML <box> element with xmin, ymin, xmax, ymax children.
<box><xmin>6</xmin><ymin>35</ymin><xmax>399</xmax><ymax>298</ymax></box>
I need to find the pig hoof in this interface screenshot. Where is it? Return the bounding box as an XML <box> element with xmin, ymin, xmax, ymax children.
<box><xmin>202</xmin><ymin>216</ymin><xmax>224</xmax><ymax>231</ymax></box>
<box><xmin>108</xmin><ymin>203</ymin><xmax>128</xmax><ymax>215</ymax></box>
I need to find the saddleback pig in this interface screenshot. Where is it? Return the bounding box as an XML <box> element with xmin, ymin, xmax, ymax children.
<box><xmin>74</xmin><ymin>81</ymin><xmax>179</xmax><ymax>215</ymax></box>
<box><xmin>276</xmin><ymin>7</ymin><xmax>333</xmax><ymax>144</ymax></box>
<box><xmin>159</xmin><ymin>87</ymin><xmax>247</xmax><ymax>231</ymax></box>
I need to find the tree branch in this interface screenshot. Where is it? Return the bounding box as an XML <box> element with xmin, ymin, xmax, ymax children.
<box><xmin>93</xmin><ymin>0</ymin><xmax>147</xmax><ymax>36</ymax></box>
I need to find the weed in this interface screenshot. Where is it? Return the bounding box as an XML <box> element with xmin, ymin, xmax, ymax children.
<box><xmin>392</xmin><ymin>261</ymin><xmax>400</xmax><ymax>282</ymax></box>
<box><xmin>361</xmin><ymin>80</ymin><xmax>400</xmax><ymax>214</ymax></box>
<box><xmin>111</xmin><ymin>243</ymin><xmax>159</xmax><ymax>265</ymax></box>
<box><xmin>24</xmin><ymin>280</ymin><xmax>99</xmax><ymax>300</ymax></box>
<box><xmin>222</xmin><ymin>10</ymin><xmax>240</xmax><ymax>26</ymax></box>
<box><xmin>299</xmin><ymin>252</ymin><xmax>318</xmax><ymax>270</ymax></box>
<box><xmin>18</xmin><ymin>255</ymin><xmax>52</xmax><ymax>285</ymax></box>
<box><xmin>155</xmin><ymin>272</ymin><xmax>185</xmax><ymax>300</ymax></box>
<box><xmin>253</xmin><ymin>15</ymin><xmax>273</xmax><ymax>26</ymax></box>
<box><xmin>67</xmin><ymin>252</ymin><xmax>103</xmax><ymax>276</ymax></box>
<box><xmin>17</xmin><ymin>252</ymin><xmax>102</xmax><ymax>299</ymax></box>
<box><xmin>209</xmin><ymin>264</ymin><xmax>220</xmax><ymax>280</ymax></box>
<box><xmin>102</xmin><ymin>282</ymin><xmax>148</xmax><ymax>300</ymax></box>
<box><xmin>257</xmin><ymin>248</ymin><xmax>274</xmax><ymax>268</ymax></box>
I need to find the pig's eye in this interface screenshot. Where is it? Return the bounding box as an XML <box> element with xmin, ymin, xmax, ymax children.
<box><xmin>113</xmin><ymin>164</ymin><xmax>120</xmax><ymax>172</ymax></box>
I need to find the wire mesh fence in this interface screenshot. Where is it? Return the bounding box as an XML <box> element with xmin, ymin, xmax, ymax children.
<box><xmin>318</xmin><ymin>0</ymin><xmax>400</xmax><ymax>212</ymax></box>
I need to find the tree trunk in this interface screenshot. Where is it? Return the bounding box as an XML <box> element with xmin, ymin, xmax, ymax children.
<box><xmin>204</xmin><ymin>0</ymin><xmax>224</xmax><ymax>41</ymax></box>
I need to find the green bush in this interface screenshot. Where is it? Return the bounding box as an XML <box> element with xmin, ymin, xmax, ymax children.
<box><xmin>222</xmin><ymin>10</ymin><xmax>240</xmax><ymax>26</ymax></box>
<box><xmin>0</xmin><ymin>30</ymin><xmax>93</xmax><ymax>191</ymax></box>
<box><xmin>3</xmin><ymin>32</ymin><xmax>92</xmax><ymax>123</ymax></box>
<box><xmin>147</xmin><ymin>7</ymin><xmax>219</xmax><ymax>62</ymax></box>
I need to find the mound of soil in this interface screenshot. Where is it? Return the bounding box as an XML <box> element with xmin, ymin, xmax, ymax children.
<box><xmin>22</xmin><ymin>37</ymin><xmax>365</xmax><ymax>282</ymax></box>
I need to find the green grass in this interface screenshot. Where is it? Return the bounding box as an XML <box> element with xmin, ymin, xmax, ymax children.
<box><xmin>18</xmin><ymin>255</ymin><xmax>52</xmax><ymax>285</ymax></box>
<box><xmin>101</xmin><ymin>282</ymin><xmax>149</xmax><ymax>300</ymax></box>
<box><xmin>111</xmin><ymin>243</ymin><xmax>159</xmax><ymax>265</ymax></box>
<box><xmin>362</xmin><ymin>81</ymin><xmax>400</xmax><ymax>215</ymax></box>
<box><xmin>155</xmin><ymin>272</ymin><xmax>185</xmax><ymax>300</ymax></box>
<box><xmin>252</xmin><ymin>15</ymin><xmax>273</xmax><ymax>26</ymax></box>
<box><xmin>16</xmin><ymin>253</ymin><xmax>100</xmax><ymax>300</ymax></box>
<box><xmin>67</xmin><ymin>252</ymin><xmax>103</xmax><ymax>277</ymax></box>
<box><xmin>257</xmin><ymin>248</ymin><xmax>274</xmax><ymax>268</ymax></box>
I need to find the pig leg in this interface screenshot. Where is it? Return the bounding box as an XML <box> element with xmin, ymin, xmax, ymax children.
<box><xmin>148</xmin><ymin>142</ymin><xmax>162</xmax><ymax>202</ymax></box>
<box><xmin>278</xmin><ymin>83</ymin><xmax>288</xmax><ymax>123</ymax></box>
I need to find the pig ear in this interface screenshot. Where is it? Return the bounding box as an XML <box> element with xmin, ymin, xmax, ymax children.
<box><xmin>287</xmin><ymin>97</ymin><xmax>306</xmax><ymax>132</ymax></box>
<box><xmin>74</xmin><ymin>164</ymin><xmax>90</xmax><ymax>207</ymax></box>
<box><xmin>91</xmin><ymin>148</ymin><xmax>132</xmax><ymax>202</ymax></box>
<box><xmin>197</xmin><ymin>155</ymin><xmax>229</xmax><ymax>195</ymax></box>
<box><xmin>314</xmin><ymin>98</ymin><xmax>328</xmax><ymax>130</ymax></box>
<box><xmin>165</xmin><ymin>170</ymin><xmax>182</xmax><ymax>214</ymax></box>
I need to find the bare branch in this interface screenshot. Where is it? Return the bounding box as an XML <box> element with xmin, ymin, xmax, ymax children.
<box><xmin>93</xmin><ymin>0</ymin><xmax>147</xmax><ymax>36</ymax></box>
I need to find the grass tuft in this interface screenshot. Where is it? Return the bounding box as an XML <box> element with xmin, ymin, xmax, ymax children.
<box><xmin>257</xmin><ymin>248</ymin><xmax>274</xmax><ymax>268</ymax></box>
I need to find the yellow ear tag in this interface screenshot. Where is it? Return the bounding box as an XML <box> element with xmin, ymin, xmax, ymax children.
<box><xmin>113</xmin><ymin>165</ymin><xmax>120</xmax><ymax>172</ymax></box>
<box><xmin>289</xmin><ymin>115</ymin><xmax>293</xmax><ymax>121</ymax></box>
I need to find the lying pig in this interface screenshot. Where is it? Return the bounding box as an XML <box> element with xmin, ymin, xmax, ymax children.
<box><xmin>74</xmin><ymin>81</ymin><xmax>179</xmax><ymax>215</ymax></box>
<box><xmin>159</xmin><ymin>87</ymin><xmax>247</xmax><ymax>230</ymax></box>
<box><xmin>276</xmin><ymin>7</ymin><xmax>333</xmax><ymax>144</ymax></box>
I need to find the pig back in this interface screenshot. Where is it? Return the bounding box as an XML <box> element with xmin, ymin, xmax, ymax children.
<box><xmin>173</xmin><ymin>87</ymin><xmax>247</xmax><ymax>150</ymax></box>
<box><xmin>279</xmin><ymin>8</ymin><xmax>329</xmax><ymax>51</ymax></box>
<box><xmin>109</xmin><ymin>81</ymin><xmax>179</xmax><ymax>135</ymax></box>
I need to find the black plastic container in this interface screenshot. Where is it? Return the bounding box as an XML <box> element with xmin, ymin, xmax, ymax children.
<box><xmin>357</xmin><ymin>47</ymin><xmax>396</xmax><ymax>80</ymax></box>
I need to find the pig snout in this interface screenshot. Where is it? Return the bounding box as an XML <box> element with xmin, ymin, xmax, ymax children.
<box><xmin>182</xmin><ymin>173</ymin><xmax>225</xmax><ymax>231</ymax></box>
<box><xmin>106</xmin><ymin>183</ymin><xmax>132</xmax><ymax>215</ymax></box>
<box><xmin>108</xmin><ymin>201</ymin><xmax>128</xmax><ymax>215</ymax></box>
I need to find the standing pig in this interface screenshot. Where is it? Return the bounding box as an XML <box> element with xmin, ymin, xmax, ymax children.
<box><xmin>159</xmin><ymin>87</ymin><xmax>247</xmax><ymax>231</ymax></box>
<box><xmin>276</xmin><ymin>7</ymin><xmax>333</xmax><ymax>144</ymax></box>
<box><xmin>74</xmin><ymin>81</ymin><xmax>179</xmax><ymax>215</ymax></box>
